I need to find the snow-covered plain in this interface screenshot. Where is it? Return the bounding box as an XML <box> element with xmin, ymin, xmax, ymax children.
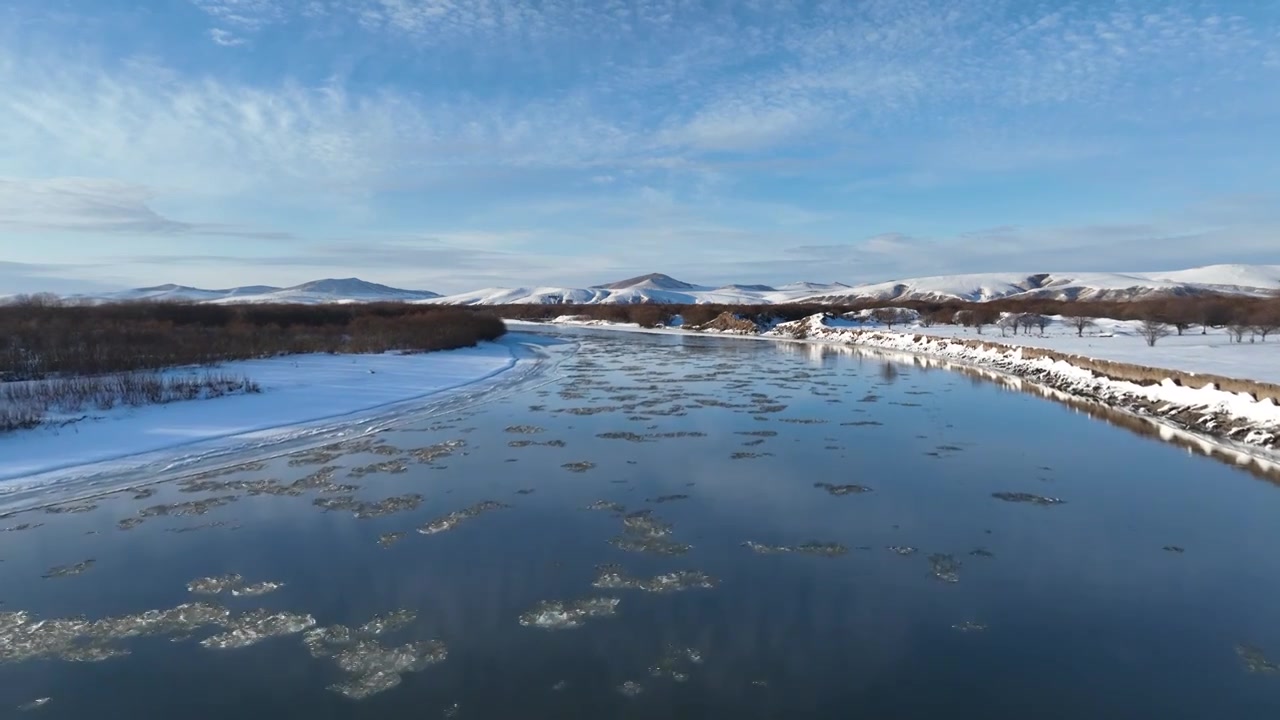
<box><xmin>851</xmin><ymin>316</ymin><xmax>1280</xmax><ymax>385</ymax></box>
<box><xmin>0</xmin><ymin>342</ymin><xmax>525</xmax><ymax>490</ymax></box>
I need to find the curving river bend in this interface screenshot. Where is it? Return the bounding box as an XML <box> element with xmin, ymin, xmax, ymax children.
<box><xmin>3</xmin><ymin>328</ymin><xmax>1280</xmax><ymax>718</ymax></box>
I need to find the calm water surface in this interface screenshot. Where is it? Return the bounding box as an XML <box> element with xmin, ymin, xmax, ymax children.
<box><xmin>3</xmin><ymin>329</ymin><xmax>1280</xmax><ymax>719</ymax></box>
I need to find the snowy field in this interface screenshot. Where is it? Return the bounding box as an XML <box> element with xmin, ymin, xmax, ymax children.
<box><xmin>0</xmin><ymin>342</ymin><xmax>524</xmax><ymax>488</ymax></box>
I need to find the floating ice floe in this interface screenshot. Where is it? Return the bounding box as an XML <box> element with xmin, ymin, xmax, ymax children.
<box><xmin>509</xmin><ymin>439</ymin><xmax>566</xmax><ymax>448</ymax></box>
<box><xmin>314</xmin><ymin>493</ymin><xmax>424</xmax><ymax>519</ymax></box>
<box><xmin>408</xmin><ymin>440</ymin><xmax>467</xmax><ymax>464</ymax></box>
<box><xmin>991</xmin><ymin>492</ymin><xmax>1065</xmax><ymax>506</ymax></box>
<box><xmin>139</xmin><ymin>496</ymin><xmax>237</xmax><ymax>518</ymax></box>
<box><xmin>887</xmin><ymin>546</ymin><xmax>918</xmax><ymax>556</ymax></box>
<box><xmin>117</xmin><ymin>518</ymin><xmax>145</xmax><ymax>531</ymax></box>
<box><xmin>647</xmin><ymin>494</ymin><xmax>689</xmax><ymax>504</ymax></box>
<box><xmin>45</xmin><ymin>503</ymin><xmax>96</xmax><ymax>515</ymax></box>
<box><xmin>42</xmin><ymin>559</ymin><xmax>95</xmax><ymax>579</ymax></box>
<box><xmin>1237</xmin><ymin>643</ymin><xmax>1279</xmax><ymax>673</ymax></box>
<box><xmin>518</xmin><ymin>597</ymin><xmax>620</xmax><ymax>630</ymax></box>
<box><xmin>813</xmin><ymin>483</ymin><xmax>872</xmax><ymax>496</ymax></box>
<box><xmin>743</xmin><ymin>541</ymin><xmax>848</xmax><ymax>557</ymax></box>
<box><xmin>617</xmin><ymin>680</ymin><xmax>645</xmax><ymax>697</ymax></box>
<box><xmin>348</xmin><ymin>460</ymin><xmax>409</xmax><ymax>478</ymax></box>
<box><xmin>0</xmin><ymin>602</ymin><xmax>231</xmax><ymax>664</ymax></box>
<box><xmin>200</xmin><ymin>609</ymin><xmax>315</xmax><ymax>649</ymax></box>
<box><xmin>562</xmin><ymin>462</ymin><xmax>596</xmax><ymax>473</ymax></box>
<box><xmin>17</xmin><ymin>697</ymin><xmax>50</xmax><ymax>711</ymax></box>
<box><xmin>418</xmin><ymin>501</ymin><xmax>508</xmax><ymax>535</ymax></box>
<box><xmin>379</xmin><ymin>532</ymin><xmax>406</xmax><ymax>548</ymax></box>
<box><xmin>649</xmin><ymin>644</ymin><xmax>705</xmax><ymax>682</ymax></box>
<box><xmin>952</xmin><ymin>621</ymin><xmax>988</xmax><ymax>633</ymax></box>
<box><xmin>610</xmin><ymin>510</ymin><xmax>691</xmax><ymax>555</ymax></box>
<box><xmin>505</xmin><ymin>425</ymin><xmax>544</xmax><ymax>434</ymax></box>
<box><xmin>592</xmin><ymin>565</ymin><xmax>717</xmax><ymax>593</ymax></box>
<box><xmin>586</xmin><ymin>500</ymin><xmax>626</xmax><ymax>513</ymax></box>
<box><xmin>187</xmin><ymin>574</ymin><xmax>246</xmax><ymax>595</ymax></box>
<box><xmin>928</xmin><ymin>554</ymin><xmax>962</xmax><ymax>583</ymax></box>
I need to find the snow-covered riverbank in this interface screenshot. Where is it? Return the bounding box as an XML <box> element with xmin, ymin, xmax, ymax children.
<box><xmin>0</xmin><ymin>340</ymin><xmax>531</xmax><ymax>490</ymax></box>
<box><xmin>509</xmin><ymin>316</ymin><xmax>1280</xmax><ymax>457</ymax></box>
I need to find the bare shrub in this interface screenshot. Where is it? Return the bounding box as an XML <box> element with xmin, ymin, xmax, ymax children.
<box><xmin>1138</xmin><ymin>318</ymin><xmax>1171</xmax><ymax>347</ymax></box>
<box><xmin>0</xmin><ymin>372</ymin><xmax>260</xmax><ymax>432</ymax></box>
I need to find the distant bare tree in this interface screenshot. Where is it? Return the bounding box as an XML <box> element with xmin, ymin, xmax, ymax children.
<box><xmin>998</xmin><ymin>314</ymin><xmax>1021</xmax><ymax>336</ymax></box>
<box><xmin>1227</xmin><ymin>320</ymin><xmax>1250</xmax><ymax>343</ymax></box>
<box><xmin>917</xmin><ymin>312</ymin><xmax>937</xmax><ymax>328</ymax></box>
<box><xmin>1065</xmin><ymin>315</ymin><xmax>1095</xmax><ymax>337</ymax></box>
<box><xmin>1017</xmin><ymin>313</ymin><xmax>1047</xmax><ymax>335</ymax></box>
<box><xmin>1253</xmin><ymin>310</ymin><xmax>1279</xmax><ymax>342</ymax></box>
<box><xmin>970</xmin><ymin>307</ymin><xmax>999</xmax><ymax>335</ymax></box>
<box><xmin>870</xmin><ymin>308</ymin><xmax>909</xmax><ymax>330</ymax></box>
<box><xmin>1138</xmin><ymin>318</ymin><xmax>1171</xmax><ymax>347</ymax></box>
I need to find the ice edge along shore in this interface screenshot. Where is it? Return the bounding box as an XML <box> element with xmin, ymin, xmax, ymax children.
<box><xmin>510</xmin><ymin>317</ymin><xmax>1280</xmax><ymax>468</ymax></box>
<box><xmin>0</xmin><ymin>337</ymin><xmax>553</xmax><ymax>501</ymax></box>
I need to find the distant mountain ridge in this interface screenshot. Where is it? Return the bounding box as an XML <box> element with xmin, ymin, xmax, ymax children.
<box><xmin>37</xmin><ymin>264</ymin><xmax>1280</xmax><ymax>306</ymax></box>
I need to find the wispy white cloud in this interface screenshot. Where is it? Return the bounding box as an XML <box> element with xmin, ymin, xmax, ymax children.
<box><xmin>0</xmin><ymin>177</ymin><xmax>292</xmax><ymax>239</ymax></box>
<box><xmin>0</xmin><ymin>0</ymin><xmax>1276</xmax><ymax>290</ymax></box>
<box><xmin>208</xmin><ymin>28</ymin><xmax>246</xmax><ymax>46</ymax></box>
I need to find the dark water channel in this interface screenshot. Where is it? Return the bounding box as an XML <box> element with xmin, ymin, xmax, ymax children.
<box><xmin>3</xmin><ymin>329</ymin><xmax>1280</xmax><ymax>719</ymax></box>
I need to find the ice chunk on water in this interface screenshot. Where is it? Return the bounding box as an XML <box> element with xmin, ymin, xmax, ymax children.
<box><xmin>187</xmin><ymin>574</ymin><xmax>283</xmax><ymax>597</ymax></box>
<box><xmin>188</xmin><ymin>574</ymin><xmax>245</xmax><ymax>594</ymax></box>
<box><xmin>231</xmin><ymin>582</ymin><xmax>285</xmax><ymax>597</ymax></box>
<box><xmin>591</xmin><ymin>565</ymin><xmax>717</xmax><ymax>593</ymax></box>
<box><xmin>42</xmin><ymin>559</ymin><xmax>95</xmax><ymax>579</ymax></box>
<box><xmin>991</xmin><ymin>492</ymin><xmax>1065</xmax><ymax>506</ymax></box>
<box><xmin>200</xmin><ymin>610</ymin><xmax>315</xmax><ymax>649</ymax></box>
<box><xmin>418</xmin><ymin>501</ymin><xmax>509</xmax><ymax>535</ymax></box>
<box><xmin>17</xmin><ymin>697</ymin><xmax>50</xmax><ymax>711</ymax></box>
<box><xmin>1237</xmin><ymin>643</ymin><xmax>1279</xmax><ymax>673</ymax></box>
<box><xmin>617</xmin><ymin>681</ymin><xmax>644</xmax><ymax>698</ymax></box>
<box><xmin>1</xmin><ymin>602</ymin><xmax>231</xmax><ymax>664</ymax></box>
<box><xmin>743</xmin><ymin>541</ymin><xmax>847</xmax><ymax>557</ymax></box>
<box><xmin>928</xmin><ymin>554</ymin><xmax>962</xmax><ymax>583</ymax></box>
<box><xmin>518</xmin><ymin>597</ymin><xmax>620</xmax><ymax>630</ymax></box>
<box><xmin>813</xmin><ymin>483</ymin><xmax>872</xmax><ymax>496</ymax></box>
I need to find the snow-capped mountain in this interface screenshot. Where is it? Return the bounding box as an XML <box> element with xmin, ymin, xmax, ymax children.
<box><xmin>30</xmin><ymin>264</ymin><xmax>1280</xmax><ymax>306</ymax></box>
<box><xmin>802</xmin><ymin>268</ymin><xmax>1280</xmax><ymax>304</ymax></box>
<box><xmin>76</xmin><ymin>279</ymin><xmax>440</xmax><ymax>305</ymax></box>
<box><xmin>208</xmin><ymin>278</ymin><xmax>441</xmax><ymax>304</ymax></box>
<box><xmin>426</xmin><ymin>274</ymin><xmax>853</xmax><ymax>306</ymax></box>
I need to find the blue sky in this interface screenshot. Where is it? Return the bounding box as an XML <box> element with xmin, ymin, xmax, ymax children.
<box><xmin>1</xmin><ymin>0</ymin><xmax>1277</xmax><ymax>293</ymax></box>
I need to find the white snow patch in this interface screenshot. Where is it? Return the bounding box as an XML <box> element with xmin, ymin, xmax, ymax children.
<box><xmin>0</xmin><ymin>343</ymin><xmax>519</xmax><ymax>487</ymax></box>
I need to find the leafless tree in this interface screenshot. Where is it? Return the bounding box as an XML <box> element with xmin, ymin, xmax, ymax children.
<box><xmin>998</xmin><ymin>314</ymin><xmax>1021</xmax><ymax>336</ymax></box>
<box><xmin>1227</xmin><ymin>321</ymin><xmax>1250</xmax><ymax>343</ymax></box>
<box><xmin>1138</xmin><ymin>318</ymin><xmax>1171</xmax><ymax>347</ymax></box>
<box><xmin>1247</xmin><ymin>303</ymin><xmax>1280</xmax><ymax>342</ymax></box>
<box><xmin>1065</xmin><ymin>315</ymin><xmax>1095</xmax><ymax>337</ymax></box>
<box><xmin>917</xmin><ymin>312</ymin><xmax>936</xmax><ymax>328</ymax></box>
<box><xmin>870</xmin><ymin>307</ymin><xmax>909</xmax><ymax>330</ymax></box>
<box><xmin>1017</xmin><ymin>313</ymin><xmax>1047</xmax><ymax>335</ymax></box>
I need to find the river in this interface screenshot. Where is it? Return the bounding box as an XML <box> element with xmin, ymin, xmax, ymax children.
<box><xmin>3</xmin><ymin>328</ymin><xmax>1279</xmax><ymax>718</ymax></box>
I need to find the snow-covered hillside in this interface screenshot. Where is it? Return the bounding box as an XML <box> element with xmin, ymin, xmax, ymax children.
<box><xmin>426</xmin><ymin>274</ymin><xmax>854</xmax><ymax>306</ymax></box>
<box><xmin>34</xmin><ymin>264</ymin><xmax>1280</xmax><ymax>306</ymax></box>
<box><xmin>207</xmin><ymin>278</ymin><xmax>441</xmax><ymax>304</ymax></box>
<box><xmin>73</xmin><ymin>279</ymin><xmax>441</xmax><ymax>305</ymax></box>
